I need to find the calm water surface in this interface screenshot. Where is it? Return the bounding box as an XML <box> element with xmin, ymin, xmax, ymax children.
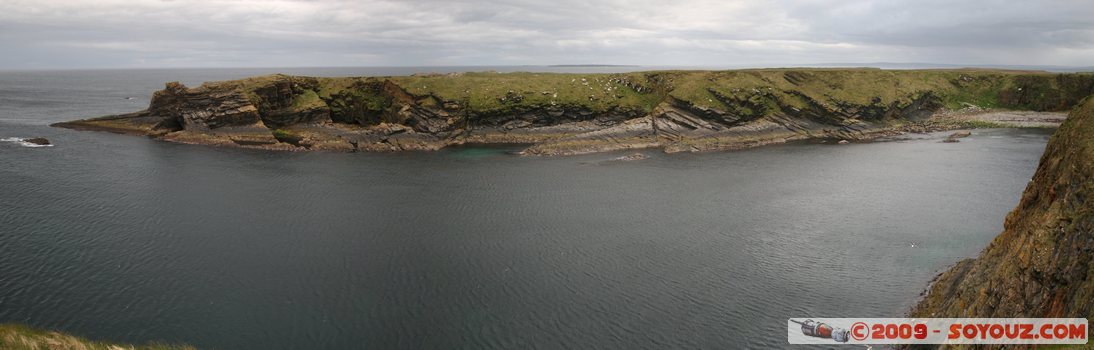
<box><xmin>0</xmin><ymin>68</ymin><xmax>1052</xmax><ymax>349</ymax></box>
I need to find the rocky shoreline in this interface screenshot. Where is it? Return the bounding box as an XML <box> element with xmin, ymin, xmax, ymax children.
<box><xmin>53</xmin><ymin>69</ymin><xmax>1093</xmax><ymax>155</ymax></box>
<box><xmin>903</xmin><ymin>92</ymin><xmax>1094</xmax><ymax>350</ymax></box>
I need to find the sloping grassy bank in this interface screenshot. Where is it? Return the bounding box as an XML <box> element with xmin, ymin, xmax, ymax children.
<box><xmin>0</xmin><ymin>324</ymin><xmax>194</xmax><ymax>350</ymax></box>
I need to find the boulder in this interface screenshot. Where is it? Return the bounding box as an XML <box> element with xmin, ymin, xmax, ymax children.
<box><xmin>23</xmin><ymin>137</ymin><xmax>50</xmax><ymax>145</ymax></box>
<box><xmin>944</xmin><ymin>130</ymin><xmax>971</xmax><ymax>143</ymax></box>
<box><xmin>613</xmin><ymin>152</ymin><xmax>649</xmax><ymax>161</ymax></box>
<box><xmin>948</xmin><ymin>130</ymin><xmax>972</xmax><ymax>139</ymax></box>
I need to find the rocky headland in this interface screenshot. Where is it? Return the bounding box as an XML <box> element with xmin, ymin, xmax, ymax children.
<box><xmin>906</xmin><ymin>96</ymin><xmax>1094</xmax><ymax>348</ymax></box>
<box><xmin>53</xmin><ymin>69</ymin><xmax>1094</xmax><ymax>155</ymax></box>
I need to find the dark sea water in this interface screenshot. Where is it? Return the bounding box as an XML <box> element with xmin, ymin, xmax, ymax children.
<box><xmin>0</xmin><ymin>67</ymin><xmax>1053</xmax><ymax>349</ymax></box>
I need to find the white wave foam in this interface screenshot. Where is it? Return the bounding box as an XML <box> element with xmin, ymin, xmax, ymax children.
<box><xmin>1</xmin><ymin>137</ymin><xmax>53</xmax><ymax>148</ymax></box>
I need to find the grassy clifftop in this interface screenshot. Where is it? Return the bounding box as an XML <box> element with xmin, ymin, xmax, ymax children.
<box><xmin>205</xmin><ymin>69</ymin><xmax>1094</xmax><ymax>120</ymax></box>
<box><xmin>662</xmin><ymin>68</ymin><xmax>1091</xmax><ymax>111</ymax></box>
<box><xmin>392</xmin><ymin>71</ymin><xmax>663</xmax><ymax>115</ymax></box>
<box><xmin>55</xmin><ymin>68</ymin><xmax>1094</xmax><ymax>153</ymax></box>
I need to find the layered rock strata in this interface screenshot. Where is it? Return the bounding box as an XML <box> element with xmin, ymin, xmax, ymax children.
<box><xmin>54</xmin><ymin>69</ymin><xmax>1094</xmax><ymax>154</ymax></box>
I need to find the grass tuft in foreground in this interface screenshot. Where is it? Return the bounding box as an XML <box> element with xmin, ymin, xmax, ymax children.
<box><xmin>0</xmin><ymin>324</ymin><xmax>195</xmax><ymax>350</ymax></box>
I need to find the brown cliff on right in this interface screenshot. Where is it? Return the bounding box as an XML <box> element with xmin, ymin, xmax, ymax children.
<box><xmin>907</xmin><ymin>97</ymin><xmax>1094</xmax><ymax>348</ymax></box>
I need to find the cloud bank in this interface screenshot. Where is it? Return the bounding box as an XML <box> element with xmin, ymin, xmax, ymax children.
<box><xmin>1</xmin><ymin>0</ymin><xmax>1092</xmax><ymax>69</ymax></box>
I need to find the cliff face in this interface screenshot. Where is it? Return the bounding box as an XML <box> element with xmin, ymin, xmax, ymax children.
<box><xmin>53</xmin><ymin>69</ymin><xmax>1094</xmax><ymax>154</ymax></box>
<box><xmin>909</xmin><ymin>97</ymin><xmax>1094</xmax><ymax>329</ymax></box>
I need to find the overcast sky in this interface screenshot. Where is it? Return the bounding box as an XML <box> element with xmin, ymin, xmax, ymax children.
<box><xmin>1</xmin><ymin>0</ymin><xmax>1092</xmax><ymax>69</ymax></box>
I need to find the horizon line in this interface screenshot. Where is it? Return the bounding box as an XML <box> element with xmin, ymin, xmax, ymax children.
<box><xmin>2</xmin><ymin>62</ymin><xmax>1092</xmax><ymax>73</ymax></box>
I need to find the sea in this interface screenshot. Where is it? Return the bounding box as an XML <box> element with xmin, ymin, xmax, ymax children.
<box><xmin>0</xmin><ymin>67</ymin><xmax>1053</xmax><ymax>348</ymax></box>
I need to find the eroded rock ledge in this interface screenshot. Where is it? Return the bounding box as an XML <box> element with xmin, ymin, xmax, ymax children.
<box><xmin>53</xmin><ymin>69</ymin><xmax>1094</xmax><ymax>154</ymax></box>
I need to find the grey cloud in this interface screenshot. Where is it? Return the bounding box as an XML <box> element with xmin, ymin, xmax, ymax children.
<box><xmin>0</xmin><ymin>0</ymin><xmax>1092</xmax><ymax>69</ymax></box>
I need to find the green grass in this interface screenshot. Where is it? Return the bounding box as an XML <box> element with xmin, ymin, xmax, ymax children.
<box><xmin>289</xmin><ymin>89</ymin><xmax>324</xmax><ymax>111</ymax></box>
<box><xmin>192</xmin><ymin>69</ymin><xmax>1094</xmax><ymax>124</ymax></box>
<box><xmin>953</xmin><ymin>120</ymin><xmax>1013</xmax><ymax>129</ymax></box>
<box><xmin>666</xmin><ymin>69</ymin><xmax>1045</xmax><ymax>111</ymax></box>
<box><xmin>271</xmin><ymin>128</ymin><xmax>296</xmax><ymax>140</ymax></box>
<box><xmin>271</xmin><ymin>128</ymin><xmax>293</xmax><ymax>138</ymax></box>
<box><xmin>214</xmin><ymin>71</ymin><xmax>665</xmax><ymax>116</ymax></box>
<box><xmin>389</xmin><ymin>71</ymin><xmax>664</xmax><ymax>115</ymax></box>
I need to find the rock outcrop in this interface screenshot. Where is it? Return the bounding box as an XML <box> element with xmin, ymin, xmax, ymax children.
<box><xmin>907</xmin><ymin>97</ymin><xmax>1094</xmax><ymax>347</ymax></box>
<box><xmin>53</xmin><ymin>69</ymin><xmax>1094</xmax><ymax>154</ymax></box>
<box><xmin>22</xmin><ymin>137</ymin><xmax>50</xmax><ymax>145</ymax></box>
<box><xmin>943</xmin><ymin>130</ymin><xmax>972</xmax><ymax>143</ymax></box>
